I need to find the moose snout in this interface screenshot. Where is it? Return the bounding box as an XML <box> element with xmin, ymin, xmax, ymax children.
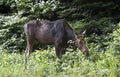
<box><xmin>81</xmin><ymin>46</ymin><xmax>89</xmax><ymax>56</ymax></box>
<box><xmin>83</xmin><ymin>50</ymin><xmax>89</xmax><ymax>56</ymax></box>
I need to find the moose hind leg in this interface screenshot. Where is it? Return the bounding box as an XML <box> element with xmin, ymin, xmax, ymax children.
<box><xmin>25</xmin><ymin>35</ymin><xmax>33</xmax><ymax>68</ymax></box>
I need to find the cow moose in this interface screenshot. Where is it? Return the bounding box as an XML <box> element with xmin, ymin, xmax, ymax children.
<box><xmin>24</xmin><ymin>19</ymin><xmax>89</xmax><ymax>65</ymax></box>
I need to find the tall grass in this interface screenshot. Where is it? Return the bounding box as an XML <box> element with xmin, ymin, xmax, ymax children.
<box><xmin>0</xmin><ymin>46</ymin><xmax>119</xmax><ymax>77</ymax></box>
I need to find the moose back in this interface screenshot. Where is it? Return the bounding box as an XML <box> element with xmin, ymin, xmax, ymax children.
<box><xmin>24</xmin><ymin>19</ymin><xmax>89</xmax><ymax>64</ymax></box>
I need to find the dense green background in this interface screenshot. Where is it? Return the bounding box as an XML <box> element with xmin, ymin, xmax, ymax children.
<box><xmin>0</xmin><ymin>0</ymin><xmax>120</xmax><ymax>77</ymax></box>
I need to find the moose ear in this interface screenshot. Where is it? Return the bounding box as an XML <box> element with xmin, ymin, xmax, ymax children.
<box><xmin>82</xmin><ymin>30</ymin><xmax>86</xmax><ymax>35</ymax></box>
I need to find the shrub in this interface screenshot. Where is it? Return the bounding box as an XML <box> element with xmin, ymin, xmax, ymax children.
<box><xmin>0</xmin><ymin>14</ymin><xmax>27</xmax><ymax>53</ymax></box>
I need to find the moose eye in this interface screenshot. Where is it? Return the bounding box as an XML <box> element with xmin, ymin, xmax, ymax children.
<box><xmin>80</xmin><ymin>38</ymin><xmax>84</xmax><ymax>41</ymax></box>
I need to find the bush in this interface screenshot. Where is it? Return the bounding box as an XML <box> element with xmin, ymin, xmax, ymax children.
<box><xmin>0</xmin><ymin>14</ymin><xmax>27</xmax><ymax>53</ymax></box>
<box><xmin>0</xmin><ymin>46</ymin><xmax>119</xmax><ymax>77</ymax></box>
<box><xmin>16</xmin><ymin>0</ymin><xmax>60</xmax><ymax>19</ymax></box>
<box><xmin>108</xmin><ymin>22</ymin><xmax>120</xmax><ymax>54</ymax></box>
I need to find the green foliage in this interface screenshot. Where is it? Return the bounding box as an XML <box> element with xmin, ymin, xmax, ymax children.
<box><xmin>1</xmin><ymin>0</ymin><xmax>120</xmax><ymax>20</ymax></box>
<box><xmin>16</xmin><ymin>0</ymin><xmax>60</xmax><ymax>19</ymax></box>
<box><xmin>0</xmin><ymin>0</ymin><xmax>17</xmax><ymax>12</ymax></box>
<box><xmin>83</xmin><ymin>17</ymin><xmax>116</xmax><ymax>35</ymax></box>
<box><xmin>108</xmin><ymin>22</ymin><xmax>120</xmax><ymax>54</ymax></box>
<box><xmin>69</xmin><ymin>17</ymin><xmax>116</xmax><ymax>35</ymax></box>
<box><xmin>0</xmin><ymin>0</ymin><xmax>120</xmax><ymax>76</ymax></box>
<box><xmin>0</xmin><ymin>14</ymin><xmax>27</xmax><ymax>52</ymax></box>
<box><xmin>0</xmin><ymin>46</ymin><xmax>119</xmax><ymax>77</ymax></box>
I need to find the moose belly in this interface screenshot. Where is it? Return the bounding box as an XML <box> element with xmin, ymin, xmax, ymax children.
<box><xmin>35</xmin><ymin>32</ymin><xmax>55</xmax><ymax>44</ymax></box>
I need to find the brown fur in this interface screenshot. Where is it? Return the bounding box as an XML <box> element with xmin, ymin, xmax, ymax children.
<box><xmin>24</xmin><ymin>19</ymin><xmax>89</xmax><ymax>67</ymax></box>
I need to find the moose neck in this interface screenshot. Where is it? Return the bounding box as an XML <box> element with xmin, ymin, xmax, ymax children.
<box><xmin>65</xmin><ymin>25</ymin><xmax>81</xmax><ymax>48</ymax></box>
<box><xmin>68</xmin><ymin>31</ymin><xmax>79</xmax><ymax>47</ymax></box>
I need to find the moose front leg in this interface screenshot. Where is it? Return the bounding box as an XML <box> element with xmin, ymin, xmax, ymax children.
<box><xmin>54</xmin><ymin>43</ymin><xmax>61</xmax><ymax>59</ymax></box>
<box><xmin>55</xmin><ymin>42</ymin><xmax>66</xmax><ymax>59</ymax></box>
<box><xmin>54</xmin><ymin>38</ymin><xmax>62</xmax><ymax>59</ymax></box>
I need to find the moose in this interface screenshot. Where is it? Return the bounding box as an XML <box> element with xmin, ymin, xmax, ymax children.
<box><xmin>24</xmin><ymin>19</ymin><xmax>89</xmax><ymax>64</ymax></box>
